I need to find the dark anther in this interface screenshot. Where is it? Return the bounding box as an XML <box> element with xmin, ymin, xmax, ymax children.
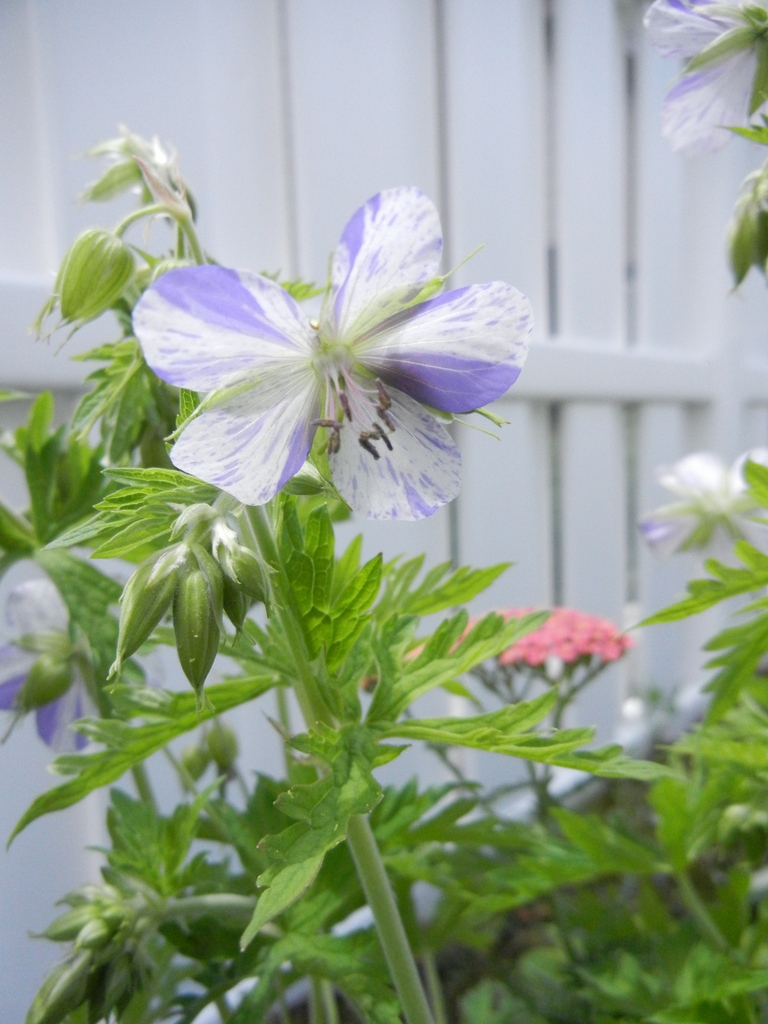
<box><xmin>358</xmin><ymin>432</ymin><xmax>380</xmax><ymax>460</ymax></box>
<box><xmin>338</xmin><ymin>390</ymin><xmax>353</xmax><ymax>422</ymax></box>
<box><xmin>312</xmin><ymin>419</ymin><xmax>342</xmax><ymax>455</ymax></box>
<box><xmin>377</xmin><ymin>407</ymin><xmax>396</xmax><ymax>432</ymax></box>
<box><xmin>371</xmin><ymin>422</ymin><xmax>393</xmax><ymax>451</ymax></box>
<box><xmin>375</xmin><ymin>379</ymin><xmax>392</xmax><ymax>410</ymax></box>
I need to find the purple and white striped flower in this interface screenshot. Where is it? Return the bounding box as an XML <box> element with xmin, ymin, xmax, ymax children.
<box><xmin>0</xmin><ymin>580</ymin><xmax>90</xmax><ymax>752</ymax></box>
<box><xmin>638</xmin><ymin>449</ymin><xmax>768</xmax><ymax>558</ymax></box>
<box><xmin>645</xmin><ymin>0</ymin><xmax>768</xmax><ymax>154</ymax></box>
<box><xmin>133</xmin><ymin>187</ymin><xmax>532</xmax><ymax>520</ymax></box>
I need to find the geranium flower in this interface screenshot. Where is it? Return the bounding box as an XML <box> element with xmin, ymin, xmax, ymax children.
<box><xmin>638</xmin><ymin>449</ymin><xmax>768</xmax><ymax>557</ymax></box>
<box><xmin>645</xmin><ymin>0</ymin><xmax>768</xmax><ymax>154</ymax></box>
<box><xmin>133</xmin><ymin>187</ymin><xmax>532</xmax><ymax>520</ymax></box>
<box><xmin>0</xmin><ymin>580</ymin><xmax>91</xmax><ymax>751</ymax></box>
<box><xmin>497</xmin><ymin>608</ymin><xmax>632</xmax><ymax>670</ymax></box>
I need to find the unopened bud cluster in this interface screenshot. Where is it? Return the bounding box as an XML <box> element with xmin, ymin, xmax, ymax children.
<box><xmin>28</xmin><ymin>885</ymin><xmax>150</xmax><ymax>1024</ymax></box>
<box><xmin>111</xmin><ymin>506</ymin><xmax>267</xmax><ymax>702</ymax></box>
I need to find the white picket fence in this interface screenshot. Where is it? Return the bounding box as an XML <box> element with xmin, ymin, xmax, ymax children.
<box><xmin>2</xmin><ymin>0</ymin><xmax>768</xmax><ymax>1015</ymax></box>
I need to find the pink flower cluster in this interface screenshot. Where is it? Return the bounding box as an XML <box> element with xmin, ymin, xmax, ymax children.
<box><xmin>498</xmin><ymin>607</ymin><xmax>632</xmax><ymax>668</ymax></box>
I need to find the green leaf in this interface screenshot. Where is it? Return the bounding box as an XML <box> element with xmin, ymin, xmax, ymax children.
<box><xmin>404</xmin><ymin>562</ymin><xmax>511</xmax><ymax>615</ymax></box>
<box><xmin>382</xmin><ymin>697</ymin><xmax>671</xmax><ymax>780</ymax></box>
<box><xmin>0</xmin><ymin>502</ymin><xmax>35</xmax><ymax>554</ymax></box>
<box><xmin>9</xmin><ymin>673</ymin><xmax>276</xmax><ymax>842</ymax></box>
<box><xmin>240</xmin><ymin>724</ymin><xmax>383</xmax><ymax>946</ymax></box>
<box><xmin>367</xmin><ymin>611</ymin><xmax>547</xmax><ymax>724</ymax></box>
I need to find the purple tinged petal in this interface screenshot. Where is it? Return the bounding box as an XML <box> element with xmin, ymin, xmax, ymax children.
<box><xmin>134</xmin><ymin>267</ymin><xmax>315</xmax><ymax>392</ymax></box>
<box><xmin>357</xmin><ymin>282</ymin><xmax>532</xmax><ymax>413</ymax></box>
<box><xmin>328</xmin><ymin>187</ymin><xmax>443</xmax><ymax>338</ymax></box>
<box><xmin>638</xmin><ymin>513</ymin><xmax>696</xmax><ymax>558</ymax></box>
<box><xmin>35</xmin><ymin>696</ymin><xmax>64</xmax><ymax>747</ymax></box>
<box><xmin>170</xmin><ymin>366</ymin><xmax>321</xmax><ymax>506</ymax></box>
<box><xmin>661</xmin><ymin>48</ymin><xmax>761</xmax><ymax>153</ymax></box>
<box><xmin>5</xmin><ymin>579</ymin><xmax>67</xmax><ymax>634</ymax></box>
<box><xmin>645</xmin><ymin>0</ymin><xmax>740</xmax><ymax>59</ymax></box>
<box><xmin>0</xmin><ymin>673</ymin><xmax>26</xmax><ymax>709</ymax></box>
<box><xmin>330</xmin><ymin>384</ymin><xmax>460</xmax><ymax>520</ymax></box>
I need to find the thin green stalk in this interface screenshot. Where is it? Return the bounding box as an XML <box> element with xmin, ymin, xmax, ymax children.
<box><xmin>215</xmin><ymin>995</ymin><xmax>232</xmax><ymax>1021</ymax></box>
<box><xmin>422</xmin><ymin>949</ymin><xmax>448</xmax><ymax>1024</ymax></box>
<box><xmin>244</xmin><ymin>505</ymin><xmax>328</xmax><ymax>728</ymax></box>
<box><xmin>321</xmin><ymin>980</ymin><xmax>340</xmax><ymax>1024</ymax></box>
<box><xmin>677</xmin><ymin>871</ymin><xmax>731</xmax><ymax>954</ymax></box>
<box><xmin>161</xmin><ymin>893</ymin><xmax>256</xmax><ymax>926</ymax></box>
<box><xmin>310</xmin><ymin>978</ymin><xmax>326</xmax><ymax>1024</ymax></box>
<box><xmin>346</xmin><ymin>815</ymin><xmax>435</xmax><ymax>1024</ymax></box>
<box><xmin>180</xmin><ymin>216</ymin><xmax>205</xmax><ymax>265</ymax></box>
<box><xmin>131</xmin><ymin>763</ymin><xmax>157</xmax><ymax>810</ymax></box>
<box><xmin>113</xmin><ymin>203</ymin><xmax>166</xmax><ymax>237</ymax></box>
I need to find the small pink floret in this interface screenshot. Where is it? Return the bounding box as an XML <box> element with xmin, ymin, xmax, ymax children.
<box><xmin>497</xmin><ymin>607</ymin><xmax>632</xmax><ymax>667</ymax></box>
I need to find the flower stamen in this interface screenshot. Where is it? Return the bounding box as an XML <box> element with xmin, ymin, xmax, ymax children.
<box><xmin>312</xmin><ymin>418</ymin><xmax>343</xmax><ymax>455</ymax></box>
<box><xmin>358</xmin><ymin>431</ymin><xmax>381</xmax><ymax>460</ymax></box>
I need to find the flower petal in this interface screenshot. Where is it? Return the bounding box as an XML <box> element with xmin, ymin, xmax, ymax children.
<box><xmin>5</xmin><ymin>580</ymin><xmax>67</xmax><ymax>634</ymax></box>
<box><xmin>35</xmin><ymin>684</ymin><xmax>90</xmax><ymax>752</ymax></box>
<box><xmin>644</xmin><ymin>0</ymin><xmax>739</xmax><ymax>60</ymax></box>
<box><xmin>357</xmin><ymin>282</ymin><xmax>532</xmax><ymax>413</ymax></box>
<box><xmin>327</xmin><ymin>187</ymin><xmax>443</xmax><ymax>339</ymax></box>
<box><xmin>170</xmin><ymin>366</ymin><xmax>321</xmax><ymax>505</ymax></box>
<box><xmin>662</xmin><ymin>49</ymin><xmax>761</xmax><ymax>154</ymax></box>
<box><xmin>638</xmin><ymin>512</ymin><xmax>697</xmax><ymax>557</ymax></box>
<box><xmin>657</xmin><ymin>452</ymin><xmax>727</xmax><ymax>497</ymax></box>
<box><xmin>330</xmin><ymin>384</ymin><xmax>460</xmax><ymax>520</ymax></box>
<box><xmin>134</xmin><ymin>266</ymin><xmax>315</xmax><ymax>391</ymax></box>
<box><xmin>0</xmin><ymin>672</ymin><xmax>26</xmax><ymax>710</ymax></box>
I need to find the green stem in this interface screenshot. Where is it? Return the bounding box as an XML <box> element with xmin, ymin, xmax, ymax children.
<box><xmin>180</xmin><ymin>216</ymin><xmax>206</xmax><ymax>265</ymax></box>
<box><xmin>310</xmin><ymin>978</ymin><xmax>326</xmax><ymax>1024</ymax></box>
<box><xmin>422</xmin><ymin>949</ymin><xmax>448</xmax><ymax>1024</ymax></box>
<box><xmin>346</xmin><ymin>815</ymin><xmax>435</xmax><ymax>1024</ymax></box>
<box><xmin>215</xmin><ymin>996</ymin><xmax>232</xmax><ymax>1022</ymax></box>
<box><xmin>113</xmin><ymin>203</ymin><xmax>166</xmax><ymax>237</ymax></box>
<box><xmin>161</xmin><ymin>893</ymin><xmax>256</xmax><ymax>925</ymax></box>
<box><xmin>677</xmin><ymin>871</ymin><xmax>731</xmax><ymax>954</ymax></box>
<box><xmin>321</xmin><ymin>980</ymin><xmax>340</xmax><ymax>1024</ymax></box>
<box><xmin>244</xmin><ymin>505</ymin><xmax>328</xmax><ymax>728</ymax></box>
<box><xmin>131</xmin><ymin>763</ymin><xmax>157</xmax><ymax>809</ymax></box>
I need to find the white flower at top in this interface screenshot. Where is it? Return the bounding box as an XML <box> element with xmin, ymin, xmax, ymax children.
<box><xmin>645</xmin><ymin>0</ymin><xmax>768</xmax><ymax>154</ymax></box>
<box><xmin>132</xmin><ymin>187</ymin><xmax>532</xmax><ymax>521</ymax></box>
<box><xmin>638</xmin><ymin>449</ymin><xmax>768</xmax><ymax>558</ymax></box>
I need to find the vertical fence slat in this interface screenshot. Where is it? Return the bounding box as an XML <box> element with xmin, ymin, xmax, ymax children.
<box><xmin>0</xmin><ymin>1</ymin><xmax>53</xmax><ymax>275</ymax></box>
<box><xmin>285</xmin><ymin>0</ymin><xmax>439</xmax><ymax>285</ymax></box>
<box><xmin>442</xmin><ymin>0</ymin><xmax>547</xmax><ymax>331</ymax></box>
<box><xmin>560</xmin><ymin>402</ymin><xmax>626</xmax><ymax>738</ymax></box>
<box><xmin>635</xmin><ymin>25</ymin><xmax>687</xmax><ymax>349</ymax></box>
<box><xmin>555</xmin><ymin>0</ymin><xmax>625</xmax><ymax>342</ymax></box>
<box><xmin>457</xmin><ymin>401</ymin><xmax>552</xmax><ymax>610</ymax></box>
<box><xmin>195</xmin><ymin>0</ymin><xmax>291</xmax><ymax>272</ymax></box>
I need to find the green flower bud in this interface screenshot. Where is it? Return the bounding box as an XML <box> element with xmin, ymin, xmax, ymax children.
<box><xmin>173</xmin><ymin>547</ymin><xmax>223</xmax><ymax>700</ymax></box>
<box><xmin>74</xmin><ymin>917</ymin><xmax>112</xmax><ymax>950</ymax></box>
<box><xmin>222</xmin><ymin>574</ymin><xmax>250</xmax><ymax>630</ymax></box>
<box><xmin>57</xmin><ymin>229</ymin><xmax>135</xmax><ymax>325</ymax></box>
<box><xmin>25</xmin><ymin>949</ymin><xmax>92</xmax><ymax>1024</ymax></box>
<box><xmin>43</xmin><ymin>905</ymin><xmax>97</xmax><ymax>943</ymax></box>
<box><xmin>112</xmin><ymin>547</ymin><xmax>185</xmax><ymax>676</ymax></box>
<box><xmin>212</xmin><ymin>522</ymin><xmax>267</xmax><ymax>602</ymax></box>
<box><xmin>19</xmin><ymin>655</ymin><xmax>72</xmax><ymax>710</ymax></box>
<box><xmin>181</xmin><ymin>742</ymin><xmax>210</xmax><ymax>781</ymax></box>
<box><xmin>207</xmin><ymin>720</ymin><xmax>238</xmax><ymax>773</ymax></box>
<box><xmin>79</xmin><ymin>159</ymin><xmax>144</xmax><ymax>203</ymax></box>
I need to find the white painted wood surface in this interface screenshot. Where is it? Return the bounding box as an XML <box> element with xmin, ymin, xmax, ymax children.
<box><xmin>2</xmin><ymin>1</ymin><xmax>768</xmax><ymax>1016</ymax></box>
